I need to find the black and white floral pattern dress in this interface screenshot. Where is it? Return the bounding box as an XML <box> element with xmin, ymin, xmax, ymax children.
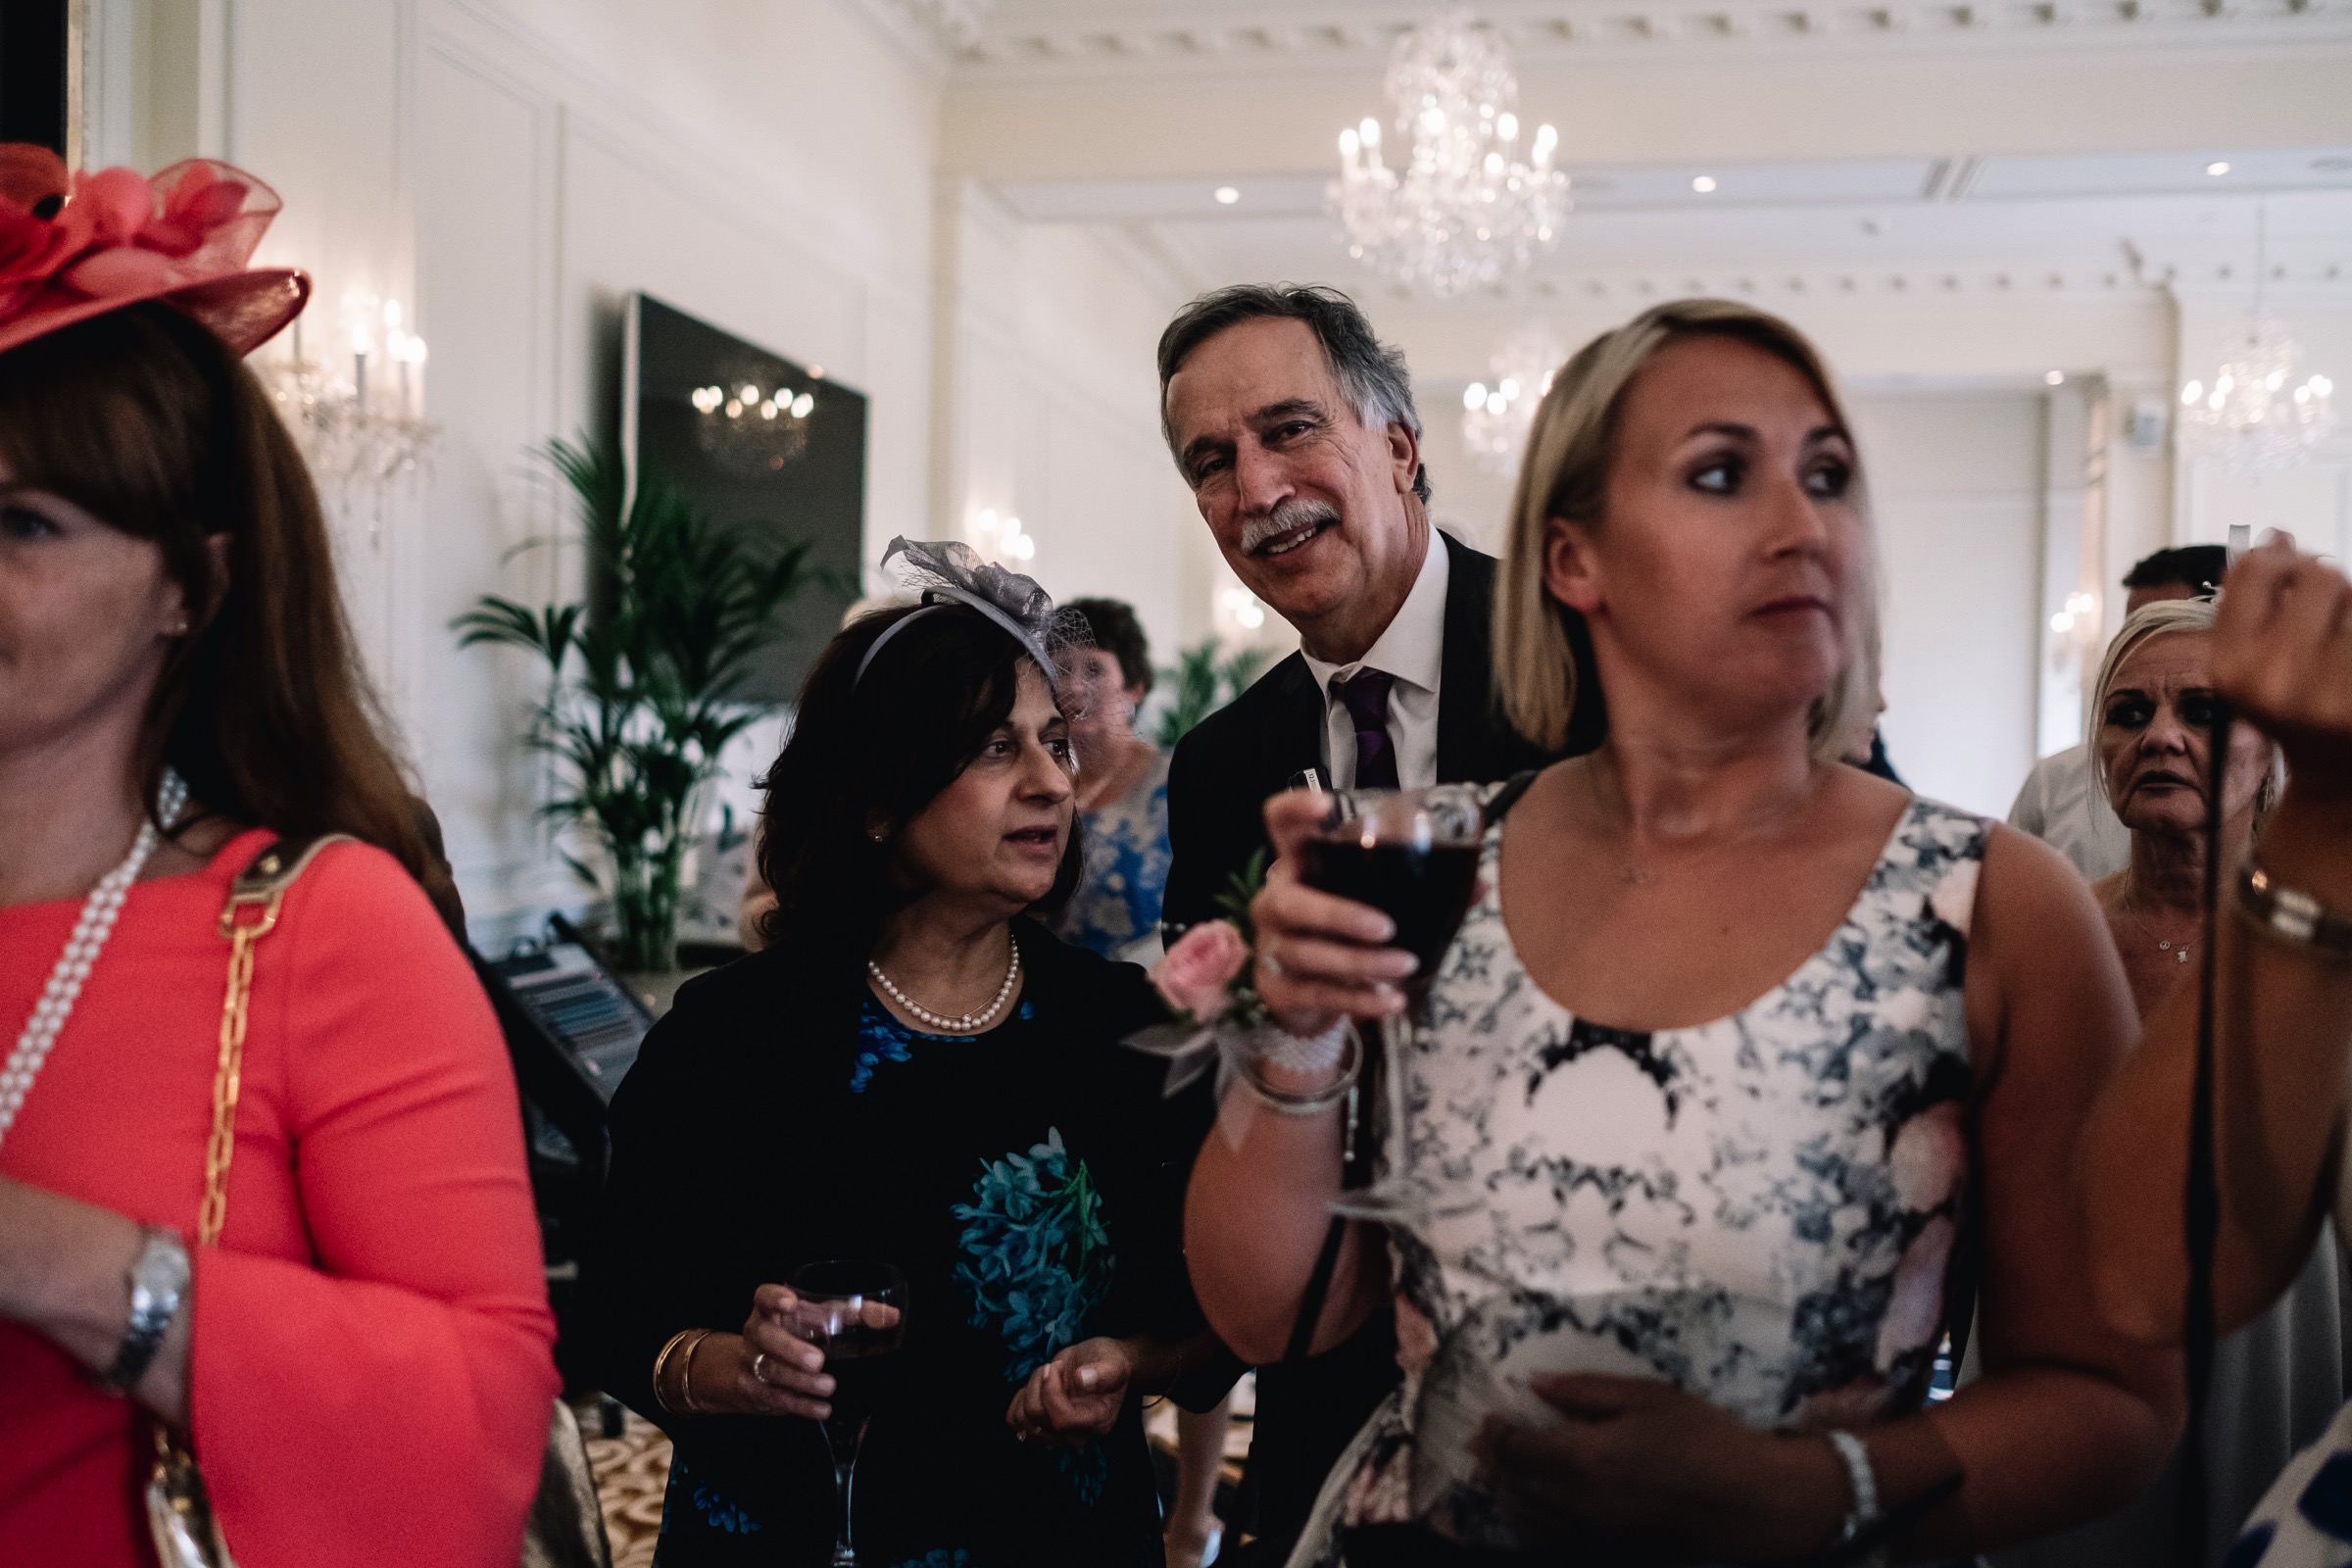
<box><xmin>1293</xmin><ymin>788</ymin><xmax>1990</xmax><ymax>1563</ymax></box>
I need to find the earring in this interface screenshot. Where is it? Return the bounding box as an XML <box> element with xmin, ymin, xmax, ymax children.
<box><xmin>869</xmin><ymin>828</ymin><xmax>886</xmax><ymax>843</ymax></box>
<box><xmin>165</xmin><ymin>616</ymin><xmax>190</xmax><ymax>637</ymax></box>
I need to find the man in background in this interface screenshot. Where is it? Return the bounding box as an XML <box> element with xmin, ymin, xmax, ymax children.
<box><xmin>2008</xmin><ymin>544</ymin><xmax>2227</xmax><ymax>879</ymax></box>
<box><xmin>1155</xmin><ymin>283</ymin><xmax>1598</xmax><ymax>1563</ymax></box>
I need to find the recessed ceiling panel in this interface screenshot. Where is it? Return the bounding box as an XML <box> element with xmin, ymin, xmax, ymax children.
<box><xmin>995</xmin><ymin>175</ymin><xmax>1330</xmax><ymax>221</ymax></box>
<box><xmin>1565</xmin><ymin>159</ymin><xmax>1936</xmax><ymax>209</ymax></box>
<box><xmin>1967</xmin><ymin>148</ymin><xmax>2352</xmax><ymax>199</ymax></box>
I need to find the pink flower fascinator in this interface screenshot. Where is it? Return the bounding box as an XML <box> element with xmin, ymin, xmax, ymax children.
<box><xmin>0</xmin><ymin>143</ymin><xmax>308</xmax><ymax>360</ymax></box>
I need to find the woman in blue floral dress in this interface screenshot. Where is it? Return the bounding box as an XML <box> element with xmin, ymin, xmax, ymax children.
<box><xmin>1055</xmin><ymin>598</ymin><xmax>1174</xmax><ymax>965</ymax></box>
<box><xmin>584</xmin><ymin>546</ymin><xmax>1223</xmax><ymax>1567</ymax></box>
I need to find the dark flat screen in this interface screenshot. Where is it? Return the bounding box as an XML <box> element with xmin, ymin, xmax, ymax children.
<box><xmin>627</xmin><ymin>292</ymin><xmax>864</xmax><ymax>706</ymax></box>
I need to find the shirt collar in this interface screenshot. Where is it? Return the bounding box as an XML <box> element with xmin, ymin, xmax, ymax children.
<box><xmin>1299</xmin><ymin>527</ymin><xmax>1448</xmax><ymax>697</ymax></box>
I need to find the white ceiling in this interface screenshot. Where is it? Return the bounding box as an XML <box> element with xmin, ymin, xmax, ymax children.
<box><xmin>994</xmin><ymin>150</ymin><xmax>2352</xmax><ymax>303</ymax></box>
<box><xmin>874</xmin><ymin>2</ymin><xmax>2352</xmax><ymax>307</ymax></box>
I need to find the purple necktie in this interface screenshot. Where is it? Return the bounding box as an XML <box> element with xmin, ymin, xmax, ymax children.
<box><xmin>1332</xmin><ymin>668</ymin><xmax>1399</xmax><ymax>791</ymax></box>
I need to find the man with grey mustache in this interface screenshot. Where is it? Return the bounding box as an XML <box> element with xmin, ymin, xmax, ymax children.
<box><xmin>1154</xmin><ymin>283</ymin><xmax>1599</xmax><ymax>1566</ymax></box>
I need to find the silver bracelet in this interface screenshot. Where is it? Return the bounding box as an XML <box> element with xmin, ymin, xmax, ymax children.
<box><xmin>104</xmin><ymin>1226</ymin><xmax>190</xmax><ymax>1393</ymax></box>
<box><xmin>1828</xmin><ymin>1429</ymin><xmax>1886</xmax><ymax>1567</ymax></box>
<box><xmin>2239</xmin><ymin>863</ymin><xmax>2352</xmax><ymax>965</ymax></box>
<box><xmin>1252</xmin><ymin>1018</ymin><xmax>1349</xmax><ymax>1075</ymax></box>
<box><xmin>1236</xmin><ymin>1026</ymin><xmax>1362</xmax><ymax>1116</ymax></box>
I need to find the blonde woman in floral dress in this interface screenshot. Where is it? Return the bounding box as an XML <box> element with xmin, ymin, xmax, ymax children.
<box><xmin>1187</xmin><ymin>303</ymin><xmax>2180</xmax><ymax>1565</ymax></box>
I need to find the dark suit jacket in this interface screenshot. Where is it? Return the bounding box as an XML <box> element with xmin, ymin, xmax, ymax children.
<box><xmin>1164</xmin><ymin>529</ymin><xmax>1595</xmax><ymax>931</ymax></box>
<box><xmin>1161</xmin><ymin>530</ymin><xmax>1599</xmax><ymax>1556</ymax></box>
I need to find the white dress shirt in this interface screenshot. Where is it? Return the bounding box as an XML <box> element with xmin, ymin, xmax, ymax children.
<box><xmin>2006</xmin><ymin>742</ymin><xmax>2131</xmax><ymax>881</ymax></box>
<box><xmin>1299</xmin><ymin>529</ymin><xmax>1449</xmax><ymax>790</ymax></box>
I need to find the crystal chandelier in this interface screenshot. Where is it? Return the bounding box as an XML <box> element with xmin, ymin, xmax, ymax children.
<box><xmin>2178</xmin><ymin>209</ymin><xmax>2341</xmax><ymax>472</ymax></box>
<box><xmin>2179</xmin><ymin>319</ymin><xmax>2338</xmax><ymax>472</ymax></box>
<box><xmin>689</xmin><ymin>377</ymin><xmax>815</xmax><ymax>474</ymax></box>
<box><xmin>1331</xmin><ymin>7</ymin><xmax>1569</xmax><ymax>299</ymax></box>
<box><xmin>1461</xmin><ymin>321</ymin><xmax>1569</xmax><ymax>474</ymax></box>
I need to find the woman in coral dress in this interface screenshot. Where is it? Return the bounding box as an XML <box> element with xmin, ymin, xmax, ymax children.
<box><xmin>0</xmin><ymin>146</ymin><xmax>556</xmax><ymax>1566</ymax></box>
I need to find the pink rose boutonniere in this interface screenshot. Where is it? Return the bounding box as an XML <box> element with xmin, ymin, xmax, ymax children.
<box><xmin>1152</xmin><ymin>919</ymin><xmax>1250</xmax><ymax>1019</ymax></box>
<box><xmin>1125</xmin><ymin>850</ymin><xmax>1273</xmax><ymax>1094</ymax></box>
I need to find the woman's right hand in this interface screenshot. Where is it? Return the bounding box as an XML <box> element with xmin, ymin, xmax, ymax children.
<box><xmin>2215</xmin><ymin>536</ymin><xmax>2352</xmax><ymax>802</ymax></box>
<box><xmin>1250</xmin><ymin>790</ymin><xmax>1418</xmax><ymax>1029</ymax></box>
<box><xmin>668</xmin><ymin>1286</ymin><xmax>841</xmax><ymax>1419</ymax></box>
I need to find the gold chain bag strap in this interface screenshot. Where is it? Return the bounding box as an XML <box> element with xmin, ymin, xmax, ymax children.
<box><xmin>148</xmin><ymin>835</ymin><xmax>355</xmax><ymax>1568</ymax></box>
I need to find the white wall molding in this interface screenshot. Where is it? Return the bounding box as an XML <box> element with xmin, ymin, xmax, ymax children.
<box><xmin>1377</xmin><ymin>260</ymin><xmax>2175</xmax><ymax>307</ymax></box>
<box><xmin>943</xmin><ymin>0</ymin><xmax>2352</xmax><ymax>77</ymax></box>
<box><xmin>430</xmin><ymin>0</ymin><xmax>931</xmax><ymax>302</ymax></box>
<box><xmin>852</xmin><ymin>0</ymin><xmax>988</xmax><ymax>66</ymax></box>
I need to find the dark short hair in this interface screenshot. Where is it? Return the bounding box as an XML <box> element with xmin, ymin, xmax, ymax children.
<box><xmin>755</xmin><ymin>604</ymin><xmax>1083</xmax><ymax>953</ymax></box>
<box><xmin>1063</xmin><ymin>597</ymin><xmax>1153</xmax><ymax>699</ymax></box>
<box><xmin>2123</xmin><ymin>544</ymin><xmax>2228</xmax><ymax>597</ymax></box>
<box><xmin>1156</xmin><ymin>282</ymin><xmax>1431</xmax><ymax>503</ymax></box>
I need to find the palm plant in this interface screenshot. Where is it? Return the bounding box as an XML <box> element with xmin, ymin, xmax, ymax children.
<box><xmin>1153</xmin><ymin>639</ymin><xmax>1274</xmax><ymax>748</ymax></box>
<box><xmin>455</xmin><ymin>435</ymin><xmax>822</xmax><ymax>971</ymax></box>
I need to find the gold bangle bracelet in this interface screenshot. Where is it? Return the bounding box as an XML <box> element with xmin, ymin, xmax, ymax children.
<box><xmin>679</xmin><ymin>1329</ymin><xmax>716</xmax><ymax>1415</ymax></box>
<box><xmin>651</xmin><ymin>1329</ymin><xmax>697</xmax><ymax>1414</ymax></box>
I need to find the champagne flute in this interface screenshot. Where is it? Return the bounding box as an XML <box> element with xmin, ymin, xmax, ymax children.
<box><xmin>792</xmin><ymin>1260</ymin><xmax>907</xmax><ymax>1568</ymax></box>
<box><xmin>1295</xmin><ymin>786</ymin><xmax>1487</xmax><ymax>1223</ymax></box>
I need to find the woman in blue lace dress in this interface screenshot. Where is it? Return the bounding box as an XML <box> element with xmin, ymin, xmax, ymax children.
<box><xmin>1056</xmin><ymin>599</ymin><xmax>1174</xmax><ymax>965</ymax></box>
<box><xmin>1187</xmin><ymin>301</ymin><xmax>2180</xmax><ymax>1564</ymax></box>
<box><xmin>584</xmin><ymin>547</ymin><xmax>1223</xmax><ymax>1567</ymax></box>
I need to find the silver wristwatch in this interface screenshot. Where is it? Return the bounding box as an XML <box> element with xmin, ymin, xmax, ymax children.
<box><xmin>105</xmin><ymin>1226</ymin><xmax>190</xmax><ymax>1392</ymax></box>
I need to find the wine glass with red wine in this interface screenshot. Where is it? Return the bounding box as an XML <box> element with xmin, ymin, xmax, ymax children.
<box><xmin>1296</xmin><ymin>786</ymin><xmax>1487</xmax><ymax>1224</ymax></box>
<box><xmin>792</xmin><ymin>1259</ymin><xmax>908</xmax><ymax>1568</ymax></box>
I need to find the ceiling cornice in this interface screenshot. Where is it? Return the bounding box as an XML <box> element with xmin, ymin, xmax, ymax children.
<box><xmin>938</xmin><ymin>0</ymin><xmax>2352</xmax><ymax>77</ymax></box>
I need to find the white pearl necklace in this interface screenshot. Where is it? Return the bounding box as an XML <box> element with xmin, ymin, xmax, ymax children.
<box><xmin>867</xmin><ymin>938</ymin><xmax>1020</xmax><ymax>1034</ymax></box>
<box><xmin>0</xmin><ymin>771</ymin><xmax>189</xmax><ymax>1152</ymax></box>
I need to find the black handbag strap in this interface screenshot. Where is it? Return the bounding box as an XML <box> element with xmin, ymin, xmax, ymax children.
<box><xmin>1279</xmin><ymin>767</ymin><xmax>1543</xmax><ymax>1366</ymax></box>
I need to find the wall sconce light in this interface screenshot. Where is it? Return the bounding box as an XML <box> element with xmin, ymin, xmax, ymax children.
<box><xmin>261</xmin><ymin>291</ymin><xmax>439</xmax><ymax>534</ymax></box>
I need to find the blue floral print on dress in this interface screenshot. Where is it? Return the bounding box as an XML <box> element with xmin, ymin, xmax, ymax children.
<box><xmin>850</xmin><ymin>999</ymin><xmax>1034</xmax><ymax>1093</ymax></box>
<box><xmin>888</xmin><ymin>1551</ymin><xmax>973</xmax><ymax>1568</ymax></box>
<box><xmin>952</xmin><ymin>1127</ymin><xmax>1113</xmax><ymax>1382</ymax></box>
<box><xmin>659</xmin><ymin>1454</ymin><xmax>760</xmax><ymax>1538</ymax></box>
<box><xmin>1057</xmin><ymin>1443</ymin><xmax>1110</xmax><ymax>1505</ymax></box>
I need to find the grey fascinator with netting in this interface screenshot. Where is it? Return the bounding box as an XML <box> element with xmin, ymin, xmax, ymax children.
<box><xmin>853</xmin><ymin>536</ymin><xmax>1089</xmax><ymax>692</ymax></box>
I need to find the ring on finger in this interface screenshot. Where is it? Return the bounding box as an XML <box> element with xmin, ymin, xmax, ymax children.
<box><xmin>1260</xmin><ymin>944</ymin><xmax>1284</xmax><ymax>979</ymax></box>
<box><xmin>751</xmin><ymin>1350</ymin><xmax>770</xmax><ymax>1385</ymax></box>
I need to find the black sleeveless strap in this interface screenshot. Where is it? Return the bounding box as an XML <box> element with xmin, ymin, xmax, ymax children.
<box><xmin>1483</xmin><ymin>767</ymin><xmax>1542</xmax><ymax>824</ymax></box>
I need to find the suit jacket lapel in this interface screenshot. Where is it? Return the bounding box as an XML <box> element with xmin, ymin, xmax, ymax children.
<box><xmin>1261</xmin><ymin>654</ymin><xmax>1327</xmax><ymax>789</ymax></box>
<box><xmin>1435</xmin><ymin>532</ymin><xmax>1503</xmax><ymax>783</ymax></box>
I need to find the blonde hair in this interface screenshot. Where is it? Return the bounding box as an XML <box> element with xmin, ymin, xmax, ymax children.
<box><xmin>2086</xmin><ymin>597</ymin><xmax>2280</xmax><ymax>811</ymax></box>
<box><xmin>1492</xmin><ymin>299</ymin><xmax>1881</xmax><ymax>761</ymax></box>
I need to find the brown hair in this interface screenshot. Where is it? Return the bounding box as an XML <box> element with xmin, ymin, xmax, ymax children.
<box><xmin>0</xmin><ymin>301</ymin><xmax>448</xmax><ymax>908</ymax></box>
<box><xmin>1493</xmin><ymin>298</ymin><xmax>1881</xmax><ymax>760</ymax></box>
<box><xmin>1063</xmin><ymin>596</ymin><xmax>1154</xmax><ymax>699</ymax></box>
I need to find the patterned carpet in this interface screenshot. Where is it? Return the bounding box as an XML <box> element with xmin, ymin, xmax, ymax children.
<box><xmin>575</xmin><ymin>1378</ymin><xmax>1254</xmax><ymax>1568</ymax></box>
<box><xmin>580</xmin><ymin>1404</ymin><xmax>669</xmax><ymax>1568</ymax></box>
